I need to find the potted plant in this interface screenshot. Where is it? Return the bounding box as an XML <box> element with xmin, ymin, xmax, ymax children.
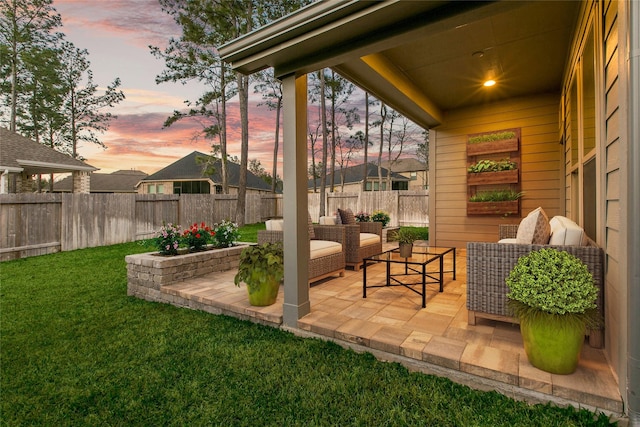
<box><xmin>355</xmin><ymin>211</ymin><xmax>371</xmax><ymax>222</ymax></box>
<box><xmin>371</xmin><ymin>210</ymin><xmax>391</xmax><ymax>227</ymax></box>
<box><xmin>506</xmin><ymin>248</ymin><xmax>601</xmax><ymax>374</ymax></box>
<box><xmin>234</xmin><ymin>242</ymin><xmax>284</xmax><ymax>306</ymax></box>
<box><xmin>395</xmin><ymin>227</ymin><xmax>419</xmax><ymax>258</ymax></box>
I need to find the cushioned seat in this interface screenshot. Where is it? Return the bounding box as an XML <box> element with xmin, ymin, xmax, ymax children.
<box><xmin>359</xmin><ymin>233</ymin><xmax>380</xmax><ymax>246</ymax></box>
<box><xmin>466</xmin><ymin>207</ymin><xmax>605</xmax><ymax>348</ymax></box>
<box><xmin>257</xmin><ymin>213</ymin><xmax>346</xmax><ymax>284</ymax></box>
<box><xmin>335</xmin><ymin>208</ymin><xmax>383</xmax><ymax>271</ymax></box>
<box><xmin>310</xmin><ymin>239</ymin><xmax>342</xmax><ymax>259</ymax></box>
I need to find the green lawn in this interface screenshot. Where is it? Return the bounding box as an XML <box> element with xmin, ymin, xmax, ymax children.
<box><xmin>237</xmin><ymin>221</ymin><xmax>266</xmax><ymax>243</ymax></box>
<box><xmin>0</xmin><ymin>240</ymin><xmax>616</xmax><ymax>426</ymax></box>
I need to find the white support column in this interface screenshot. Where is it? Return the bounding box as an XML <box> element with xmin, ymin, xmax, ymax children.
<box><xmin>281</xmin><ymin>73</ymin><xmax>310</xmax><ymax>326</ymax></box>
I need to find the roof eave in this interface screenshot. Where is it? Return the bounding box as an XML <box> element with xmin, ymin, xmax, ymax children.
<box><xmin>17</xmin><ymin>159</ymin><xmax>97</xmax><ymax>173</ymax></box>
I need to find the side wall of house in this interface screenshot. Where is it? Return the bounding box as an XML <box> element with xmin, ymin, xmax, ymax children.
<box><xmin>602</xmin><ymin>0</ymin><xmax>626</xmax><ymax>395</ymax></box>
<box><xmin>558</xmin><ymin>0</ymin><xmax>626</xmax><ymax>394</ymax></box>
<box><xmin>430</xmin><ymin>93</ymin><xmax>563</xmax><ymax>248</ymax></box>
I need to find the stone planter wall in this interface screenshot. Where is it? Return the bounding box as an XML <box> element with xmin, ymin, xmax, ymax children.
<box><xmin>126</xmin><ymin>244</ymin><xmax>247</xmax><ymax>302</ymax></box>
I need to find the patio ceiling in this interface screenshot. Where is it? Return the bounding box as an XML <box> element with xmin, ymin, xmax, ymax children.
<box><xmin>220</xmin><ymin>0</ymin><xmax>580</xmax><ymax>128</ymax></box>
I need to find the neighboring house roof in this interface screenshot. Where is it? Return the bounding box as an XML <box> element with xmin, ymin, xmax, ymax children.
<box><xmin>0</xmin><ymin>127</ymin><xmax>97</xmax><ymax>174</ymax></box>
<box><xmin>380</xmin><ymin>158</ymin><xmax>427</xmax><ymax>173</ymax></box>
<box><xmin>141</xmin><ymin>151</ymin><xmax>273</xmax><ymax>192</ymax></box>
<box><xmin>308</xmin><ymin>163</ymin><xmax>409</xmax><ymax>188</ymax></box>
<box><xmin>54</xmin><ymin>170</ymin><xmax>148</xmax><ymax>193</ymax></box>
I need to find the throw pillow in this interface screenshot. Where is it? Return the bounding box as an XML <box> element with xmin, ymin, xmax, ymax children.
<box><xmin>338</xmin><ymin>208</ymin><xmax>356</xmax><ymax>225</ymax></box>
<box><xmin>516</xmin><ymin>207</ymin><xmax>551</xmax><ymax>244</ymax></box>
<box><xmin>549</xmin><ymin>216</ymin><xmax>587</xmax><ymax>245</ymax></box>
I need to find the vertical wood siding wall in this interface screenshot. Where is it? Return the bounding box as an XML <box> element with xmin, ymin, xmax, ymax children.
<box><xmin>432</xmin><ymin>93</ymin><xmax>563</xmax><ymax>248</ymax></box>
<box><xmin>602</xmin><ymin>0</ymin><xmax>624</xmax><ymax>389</ymax></box>
<box><xmin>1</xmin><ymin>190</ymin><xmax>428</xmax><ymax>260</ymax></box>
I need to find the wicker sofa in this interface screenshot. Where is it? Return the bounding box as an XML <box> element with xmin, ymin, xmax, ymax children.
<box><xmin>257</xmin><ymin>220</ymin><xmax>346</xmax><ymax>285</ymax></box>
<box><xmin>466</xmin><ymin>223</ymin><xmax>605</xmax><ymax>348</ymax></box>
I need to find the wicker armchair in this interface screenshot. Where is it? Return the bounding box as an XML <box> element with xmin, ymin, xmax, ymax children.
<box><xmin>257</xmin><ymin>224</ymin><xmax>346</xmax><ymax>285</ymax></box>
<box><xmin>341</xmin><ymin>221</ymin><xmax>383</xmax><ymax>270</ymax></box>
<box><xmin>466</xmin><ymin>224</ymin><xmax>605</xmax><ymax>348</ymax></box>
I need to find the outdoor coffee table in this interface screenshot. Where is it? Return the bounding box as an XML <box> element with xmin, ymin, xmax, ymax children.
<box><xmin>362</xmin><ymin>246</ymin><xmax>456</xmax><ymax>308</ymax></box>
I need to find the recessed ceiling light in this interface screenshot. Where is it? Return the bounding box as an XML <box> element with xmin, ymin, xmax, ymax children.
<box><xmin>484</xmin><ymin>79</ymin><xmax>496</xmax><ymax>87</ymax></box>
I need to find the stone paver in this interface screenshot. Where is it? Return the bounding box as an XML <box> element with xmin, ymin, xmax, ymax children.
<box><xmin>130</xmin><ymin>246</ymin><xmax>623</xmax><ymax>416</ymax></box>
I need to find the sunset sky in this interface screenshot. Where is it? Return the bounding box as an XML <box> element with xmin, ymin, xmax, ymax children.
<box><xmin>53</xmin><ymin>0</ymin><xmax>297</xmax><ymax>176</ymax></box>
<box><xmin>50</xmin><ymin>1</ymin><xmax>428</xmax><ymax>180</ymax></box>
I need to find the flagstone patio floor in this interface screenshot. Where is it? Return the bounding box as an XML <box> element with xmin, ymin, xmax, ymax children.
<box><xmin>159</xmin><ymin>246</ymin><xmax>624</xmax><ymax>418</ymax></box>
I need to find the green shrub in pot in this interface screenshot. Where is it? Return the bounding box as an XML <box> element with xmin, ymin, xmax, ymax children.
<box><xmin>506</xmin><ymin>248</ymin><xmax>601</xmax><ymax>374</ymax></box>
<box><xmin>234</xmin><ymin>242</ymin><xmax>284</xmax><ymax>306</ymax></box>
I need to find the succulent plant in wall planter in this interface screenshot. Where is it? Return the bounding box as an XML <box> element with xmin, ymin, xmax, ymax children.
<box><xmin>234</xmin><ymin>242</ymin><xmax>284</xmax><ymax>306</ymax></box>
<box><xmin>506</xmin><ymin>248</ymin><xmax>601</xmax><ymax>374</ymax></box>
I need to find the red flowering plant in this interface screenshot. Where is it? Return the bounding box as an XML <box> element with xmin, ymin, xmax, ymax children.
<box><xmin>182</xmin><ymin>222</ymin><xmax>214</xmax><ymax>251</ymax></box>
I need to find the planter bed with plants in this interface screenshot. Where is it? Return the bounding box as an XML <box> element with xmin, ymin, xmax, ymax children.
<box><xmin>467</xmin><ymin>169</ymin><xmax>519</xmax><ymax>185</ymax></box>
<box><xmin>126</xmin><ymin>244</ymin><xmax>249</xmax><ymax>302</ymax></box>
<box><xmin>467</xmin><ymin>200</ymin><xmax>520</xmax><ymax>216</ymax></box>
<box><xmin>126</xmin><ymin>220</ymin><xmax>248</xmax><ymax>303</ymax></box>
<box><xmin>467</xmin><ymin>159</ymin><xmax>519</xmax><ymax>185</ymax></box>
<box><xmin>467</xmin><ymin>190</ymin><xmax>522</xmax><ymax>216</ymax></box>
<box><xmin>467</xmin><ymin>130</ymin><xmax>519</xmax><ymax>156</ymax></box>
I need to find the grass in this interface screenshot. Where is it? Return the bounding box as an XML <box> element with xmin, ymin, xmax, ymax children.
<box><xmin>388</xmin><ymin>226</ymin><xmax>430</xmax><ymax>242</ymax></box>
<box><xmin>237</xmin><ymin>221</ymin><xmax>265</xmax><ymax>243</ymax></box>
<box><xmin>0</xmin><ymin>242</ymin><xmax>616</xmax><ymax>426</ymax></box>
<box><xmin>469</xmin><ymin>189</ymin><xmax>523</xmax><ymax>202</ymax></box>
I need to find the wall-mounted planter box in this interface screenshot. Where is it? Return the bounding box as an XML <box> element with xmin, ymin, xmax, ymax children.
<box><xmin>467</xmin><ymin>200</ymin><xmax>519</xmax><ymax>216</ymax></box>
<box><xmin>467</xmin><ymin>169</ymin><xmax>519</xmax><ymax>185</ymax></box>
<box><xmin>467</xmin><ymin>138</ymin><xmax>519</xmax><ymax>156</ymax></box>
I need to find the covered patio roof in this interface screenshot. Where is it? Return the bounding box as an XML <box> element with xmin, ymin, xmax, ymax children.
<box><xmin>219</xmin><ymin>0</ymin><xmax>582</xmax><ymax>325</ymax></box>
<box><xmin>220</xmin><ymin>0</ymin><xmax>580</xmax><ymax>128</ymax></box>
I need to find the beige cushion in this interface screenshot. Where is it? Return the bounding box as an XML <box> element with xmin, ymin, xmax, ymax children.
<box><xmin>319</xmin><ymin>216</ymin><xmax>339</xmax><ymax>225</ymax></box>
<box><xmin>265</xmin><ymin>219</ymin><xmax>283</xmax><ymax>231</ymax></box>
<box><xmin>498</xmin><ymin>238</ymin><xmax>518</xmax><ymax>244</ymax></box>
<box><xmin>338</xmin><ymin>208</ymin><xmax>356</xmax><ymax>225</ymax></box>
<box><xmin>360</xmin><ymin>232</ymin><xmax>381</xmax><ymax>246</ymax></box>
<box><xmin>549</xmin><ymin>216</ymin><xmax>587</xmax><ymax>246</ymax></box>
<box><xmin>516</xmin><ymin>207</ymin><xmax>551</xmax><ymax>244</ymax></box>
<box><xmin>309</xmin><ymin>239</ymin><xmax>342</xmax><ymax>260</ymax></box>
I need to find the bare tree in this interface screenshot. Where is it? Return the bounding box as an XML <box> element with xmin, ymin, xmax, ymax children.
<box><xmin>319</xmin><ymin>70</ymin><xmax>329</xmax><ymax>216</ymax></box>
<box><xmin>253</xmin><ymin>68</ymin><xmax>282</xmax><ymax>194</ymax></box>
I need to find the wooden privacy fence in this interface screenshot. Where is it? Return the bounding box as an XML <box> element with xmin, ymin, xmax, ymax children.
<box><xmin>0</xmin><ymin>193</ymin><xmax>277</xmax><ymax>261</ymax></box>
<box><xmin>310</xmin><ymin>190</ymin><xmax>429</xmax><ymax>227</ymax></box>
<box><xmin>0</xmin><ymin>190</ymin><xmax>427</xmax><ymax>260</ymax></box>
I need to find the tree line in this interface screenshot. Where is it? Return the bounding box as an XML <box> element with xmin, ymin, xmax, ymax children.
<box><xmin>0</xmin><ymin>0</ymin><xmax>124</xmax><ymax>167</ymax></box>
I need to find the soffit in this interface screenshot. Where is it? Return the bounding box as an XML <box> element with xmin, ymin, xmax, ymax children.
<box><xmin>221</xmin><ymin>1</ymin><xmax>580</xmax><ymax>128</ymax></box>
